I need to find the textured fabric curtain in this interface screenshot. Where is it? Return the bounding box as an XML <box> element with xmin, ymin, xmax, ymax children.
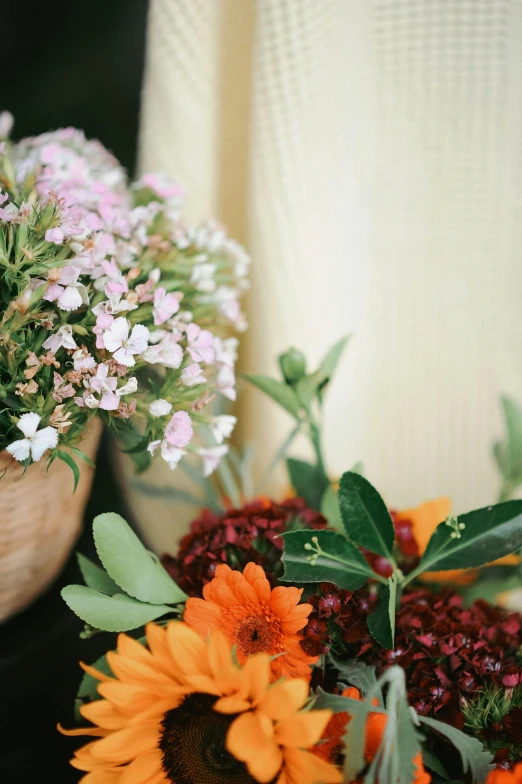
<box><xmin>129</xmin><ymin>0</ymin><xmax>522</xmax><ymax>553</ymax></box>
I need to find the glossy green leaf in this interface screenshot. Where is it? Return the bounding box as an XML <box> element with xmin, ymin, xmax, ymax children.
<box><xmin>287</xmin><ymin>457</ymin><xmax>329</xmax><ymax>510</ymax></box>
<box><xmin>93</xmin><ymin>513</ymin><xmax>187</xmax><ymax>605</ymax></box>
<box><xmin>320</xmin><ymin>484</ymin><xmax>344</xmax><ymax>532</ymax></box>
<box><xmin>77</xmin><ymin>553</ymin><xmax>120</xmax><ymax>595</ymax></box>
<box><xmin>418</xmin><ymin>716</ymin><xmax>494</xmax><ymax>783</ymax></box>
<box><xmin>280</xmin><ymin>529</ymin><xmax>378</xmax><ymax>589</ymax></box>
<box><xmin>338</xmin><ymin>471</ymin><xmax>395</xmax><ymax>558</ymax></box>
<box><xmin>367</xmin><ymin>576</ymin><xmax>396</xmax><ymax>648</ymax></box>
<box><xmin>61</xmin><ymin>585</ymin><xmax>172</xmax><ymax>632</ymax></box>
<box><xmin>418</xmin><ymin>501</ymin><xmax>522</xmax><ymax>573</ymax></box>
<box><xmin>243</xmin><ymin>374</ymin><xmax>301</xmax><ymax>419</ymax></box>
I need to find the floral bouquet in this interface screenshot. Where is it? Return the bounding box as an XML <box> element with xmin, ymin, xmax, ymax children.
<box><xmin>0</xmin><ymin>112</ymin><xmax>248</xmax><ymax>484</ymax></box>
<box><xmin>61</xmin><ymin>340</ymin><xmax>522</xmax><ymax>784</ymax></box>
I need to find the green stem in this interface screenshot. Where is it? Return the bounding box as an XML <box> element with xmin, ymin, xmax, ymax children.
<box><xmin>309</xmin><ymin>419</ymin><xmax>327</xmax><ymax>478</ymax></box>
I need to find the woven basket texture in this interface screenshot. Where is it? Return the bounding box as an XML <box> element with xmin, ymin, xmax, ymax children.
<box><xmin>0</xmin><ymin>419</ymin><xmax>102</xmax><ymax>623</ymax></box>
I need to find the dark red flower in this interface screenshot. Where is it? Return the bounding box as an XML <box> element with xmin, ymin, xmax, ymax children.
<box><xmin>162</xmin><ymin>496</ymin><xmax>327</xmax><ymax>597</ymax></box>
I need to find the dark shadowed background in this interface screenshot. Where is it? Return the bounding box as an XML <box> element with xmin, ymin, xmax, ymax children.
<box><xmin>0</xmin><ymin>2</ymin><xmax>148</xmax><ymax>782</ymax></box>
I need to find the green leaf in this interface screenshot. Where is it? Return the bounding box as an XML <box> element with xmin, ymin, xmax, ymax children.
<box><xmin>421</xmin><ymin>749</ymin><xmax>450</xmax><ymax>780</ymax></box>
<box><xmin>418</xmin><ymin>715</ymin><xmax>494</xmax><ymax>783</ymax></box>
<box><xmin>69</xmin><ymin>446</ymin><xmax>95</xmax><ymax>468</ymax></box>
<box><xmin>367</xmin><ymin>576</ymin><xmax>396</xmax><ymax>648</ymax></box>
<box><xmin>93</xmin><ymin>513</ymin><xmax>188</xmax><ymax>605</ymax></box>
<box><xmin>320</xmin><ymin>484</ymin><xmax>344</xmax><ymax>532</ymax></box>
<box><xmin>280</xmin><ymin>529</ymin><xmax>378</xmax><ymax>590</ymax></box>
<box><xmin>316</xmin><ymin>335</ymin><xmax>350</xmax><ymax>389</ymax></box>
<box><xmin>61</xmin><ymin>585</ymin><xmax>172</xmax><ymax>632</ymax></box>
<box><xmin>76</xmin><ymin>553</ymin><xmax>120</xmax><ymax>595</ymax></box>
<box><xmin>331</xmin><ymin>659</ymin><xmax>383</xmax><ymax>704</ymax></box>
<box><xmin>418</xmin><ymin>501</ymin><xmax>522</xmax><ymax>573</ymax></box>
<box><xmin>338</xmin><ymin>471</ymin><xmax>395</xmax><ymax>559</ymax></box>
<box><xmin>287</xmin><ymin>457</ymin><xmax>329</xmax><ymax>510</ymax></box>
<box><xmin>57</xmin><ymin>449</ymin><xmax>80</xmax><ymax>492</ymax></box>
<box><xmin>314</xmin><ymin>686</ymin><xmax>385</xmax><ymax>715</ymax></box>
<box><xmin>243</xmin><ymin>374</ymin><xmax>301</xmax><ymax>420</ymax></box>
<box><xmin>74</xmin><ymin>652</ymin><xmax>112</xmax><ymax>721</ymax></box>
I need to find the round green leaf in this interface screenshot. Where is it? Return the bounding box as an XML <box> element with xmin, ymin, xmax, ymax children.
<box><xmin>61</xmin><ymin>585</ymin><xmax>172</xmax><ymax>632</ymax></box>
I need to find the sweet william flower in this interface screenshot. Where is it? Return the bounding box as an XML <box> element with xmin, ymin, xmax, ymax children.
<box><xmin>186</xmin><ymin>322</ymin><xmax>215</xmax><ymax>363</ymax></box>
<box><xmin>142</xmin><ymin>332</ymin><xmax>183</xmax><ymax>369</ymax></box>
<box><xmin>42</xmin><ymin>325</ymin><xmax>78</xmax><ymax>354</ymax></box>
<box><xmin>148</xmin><ymin>438</ymin><xmax>187</xmax><ymax>470</ymax></box>
<box><xmin>43</xmin><ymin>266</ymin><xmax>89</xmax><ymax>312</ymax></box>
<box><xmin>181</xmin><ymin>362</ymin><xmax>207</xmax><ymax>387</ymax></box>
<box><xmin>102</xmin><ymin>316</ymin><xmax>149</xmax><ymax>366</ymax></box>
<box><xmin>164</xmin><ymin>410</ymin><xmax>193</xmax><ymax>448</ymax></box>
<box><xmin>6</xmin><ymin>412</ymin><xmax>58</xmax><ymax>462</ymax></box>
<box><xmin>87</xmin><ymin>363</ymin><xmax>119</xmax><ymax>410</ymax></box>
<box><xmin>153</xmin><ymin>286</ymin><xmax>181</xmax><ymax>325</ymax></box>
<box><xmin>149</xmin><ymin>399</ymin><xmax>172</xmax><ymax>417</ymax></box>
<box><xmin>210</xmin><ymin>414</ymin><xmax>237</xmax><ymax>444</ymax></box>
<box><xmin>199</xmin><ymin>445</ymin><xmax>228</xmax><ymax>477</ymax></box>
<box><xmin>45</xmin><ymin>227</ymin><xmax>65</xmax><ymax>244</ymax></box>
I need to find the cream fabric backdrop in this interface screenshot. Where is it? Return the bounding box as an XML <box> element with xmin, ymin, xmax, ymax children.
<box><xmin>129</xmin><ymin>0</ymin><xmax>522</xmax><ymax>553</ymax></box>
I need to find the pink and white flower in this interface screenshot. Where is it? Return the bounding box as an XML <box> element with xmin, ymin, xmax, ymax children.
<box><xmin>198</xmin><ymin>445</ymin><xmax>229</xmax><ymax>477</ymax></box>
<box><xmin>102</xmin><ymin>317</ymin><xmax>149</xmax><ymax>366</ymax></box>
<box><xmin>216</xmin><ymin>364</ymin><xmax>236</xmax><ymax>401</ymax></box>
<box><xmin>147</xmin><ymin>439</ymin><xmax>186</xmax><ymax>470</ymax></box>
<box><xmin>186</xmin><ymin>323</ymin><xmax>214</xmax><ymax>364</ymax></box>
<box><xmin>86</xmin><ymin>363</ymin><xmax>119</xmax><ymax>410</ymax></box>
<box><xmin>142</xmin><ymin>332</ymin><xmax>183</xmax><ymax>369</ymax></box>
<box><xmin>180</xmin><ymin>362</ymin><xmax>206</xmax><ymax>387</ymax></box>
<box><xmin>72</xmin><ymin>348</ymin><xmax>96</xmax><ymax>372</ymax></box>
<box><xmin>42</xmin><ymin>324</ymin><xmax>77</xmax><ymax>353</ymax></box>
<box><xmin>43</xmin><ymin>266</ymin><xmax>89</xmax><ymax>312</ymax></box>
<box><xmin>153</xmin><ymin>287</ymin><xmax>181</xmax><ymax>325</ymax></box>
<box><xmin>6</xmin><ymin>412</ymin><xmax>58</xmax><ymax>462</ymax></box>
<box><xmin>164</xmin><ymin>410</ymin><xmax>193</xmax><ymax>448</ymax></box>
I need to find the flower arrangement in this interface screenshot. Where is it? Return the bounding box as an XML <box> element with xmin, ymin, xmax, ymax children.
<box><xmin>0</xmin><ymin>113</ymin><xmax>248</xmax><ymax>483</ymax></box>
<box><xmin>61</xmin><ymin>339</ymin><xmax>522</xmax><ymax>783</ymax></box>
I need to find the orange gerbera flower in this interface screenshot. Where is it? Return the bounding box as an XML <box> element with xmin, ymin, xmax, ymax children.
<box><xmin>487</xmin><ymin>764</ymin><xmax>522</xmax><ymax>784</ymax></box>
<box><xmin>184</xmin><ymin>562</ymin><xmax>318</xmax><ymax>681</ymax></box>
<box><xmin>311</xmin><ymin>687</ymin><xmax>431</xmax><ymax>784</ymax></box>
<box><xmin>396</xmin><ymin>498</ymin><xmax>520</xmax><ymax>584</ymax></box>
<box><xmin>59</xmin><ymin>621</ymin><xmax>340</xmax><ymax>784</ymax></box>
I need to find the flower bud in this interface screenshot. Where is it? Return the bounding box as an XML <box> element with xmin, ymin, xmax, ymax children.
<box><xmin>278</xmin><ymin>347</ymin><xmax>306</xmax><ymax>384</ymax></box>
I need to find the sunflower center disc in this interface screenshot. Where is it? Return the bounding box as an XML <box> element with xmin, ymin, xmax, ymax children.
<box><xmin>159</xmin><ymin>693</ymin><xmax>258</xmax><ymax>784</ymax></box>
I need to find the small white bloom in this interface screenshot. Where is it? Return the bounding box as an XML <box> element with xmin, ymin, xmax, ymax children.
<box><xmin>116</xmin><ymin>377</ymin><xmax>138</xmax><ymax>396</ymax></box>
<box><xmin>42</xmin><ymin>324</ymin><xmax>77</xmax><ymax>353</ymax></box>
<box><xmin>198</xmin><ymin>445</ymin><xmax>228</xmax><ymax>477</ymax></box>
<box><xmin>190</xmin><ymin>262</ymin><xmax>217</xmax><ymax>293</ymax></box>
<box><xmin>149</xmin><ymin>399</ymin><xmax>172</xmax><ymax>417</ymax></box>
<box><xmin>216</xmin><ymin>365</ymin><xmax>236</xmax><ymax>401</ymax></box>
<box><xmin>210</xmin><ymin>415</ymin><xmax>237</xmax><ymax>445</ymax></box>
<box><xmin>72</xmin><ymin>348</ymin><xmax>96</xmax><ymax>372</ymax></box>
<box><xmin>180</xmin><ymin>362</ymin><xmax>207</xmax><ymax>387</ymax></box>
<box><xmin>148</xmin><ymin>438</ymin><xmax>186</xmax><ymax>470</ymax></box>
<box><xmin>103</xmin><ymin>317</ymin><xmax>149</xmax><ymax>366</ymax></box>
<box><xmin>142</xmin><ymin>334</ymin><xmax>183</xmax><ymax>369</ymax></box>
<box><xmin>6</xmin><ymin>412</ymin><xmax>58</xmax><ymax>462</ymax></box>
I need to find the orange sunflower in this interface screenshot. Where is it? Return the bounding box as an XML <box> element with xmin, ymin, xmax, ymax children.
<box><xmin>184</xmin><ymin>562</ymin><xmax>318</xmax><ymax>681</ymax></box>
<box><xmin>311</xmin><ymin>687</ymin><xmax>431</xmax><ymax>784</ymax></box>
<box><xmin>59</xmin><ymin>621</ymin><xmax>341</xmax><ymax>784</ymax></box>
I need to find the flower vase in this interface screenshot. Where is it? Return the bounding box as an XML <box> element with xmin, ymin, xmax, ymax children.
<box><xmin>0</xmin><ymin>418</ymin><xmax>102</xmax><ymax>623</ymax></box>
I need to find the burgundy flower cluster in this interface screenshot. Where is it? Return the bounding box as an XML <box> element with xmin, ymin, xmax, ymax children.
<box><xmin>300</xmin><ymin>582</ymin><xmax>377</xmax><ymax>657</ymax></box>
<box><xmin>162</xmin><ymin>496</ymin><xmax>327</xmax><ymax>597</ymax></box>
<box><xmin>357</xmin><ymin>589</ymin><xmax>522</xmax><ymax>738</ymax></box>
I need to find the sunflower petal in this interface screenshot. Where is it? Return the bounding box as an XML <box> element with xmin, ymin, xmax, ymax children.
<box><xmin>119</xmin><ymin>749</ymin><xmax>164</xmax><ymax>783</ymax></box>
<box><xmin>80</xmin><ymin>700</ymin><xmax>128</xmax><ymax>730</ymax></box>
<box><xmin>227</xmin><ymin>712</ymin><xmax>282</xmax><ymax>783</ymax></box>
<box><xmin>258</xmin><ymin>679</ymin><xmax>309</xmax><ymax>721</ymax></box>
<box><xmin>283</xmin><ymin>747</ymin><xmax>343</xmax><ymax>783</ymax></box>
<box><xmin>91</xmin><ymin>725</ymin><xmax>160</xmax><ymax>763</ymax></box>
<box><xmin>275</xmin><ymin>710</ymin><xmax>333</xmax><ymax>748</ymax></box>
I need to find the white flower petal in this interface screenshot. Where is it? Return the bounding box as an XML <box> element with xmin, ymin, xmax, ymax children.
<box><xmin>29</xmin><ymin>426</ymin><xmax>59</xmax><ymax>461</ymax></box>
<box><xmin>149</xmin><ymin>399</ymin><xmax>172</xmax><ymax>417</ymax></box>
<box><xmin>103</xmin><ymin>317</ymin><xmax>129</xmax><ymax>352</ymax></box>
<box><xmin>17</xmin><ymin>412</ymin><xmax>41</xmax><ymax>438</ymax></box>
<box><xmin>58</xmin><ymin>286</ymin><xmax>84</xmax><ymax>312</ymax></box>
<box><xmin>6</xmin><ymin>438</ymin><xmax>31</xmax><ymax>462</ymax></box>
<box><xmin>127</xmin><ymin>323</ymin><xmax>150</xmax><ymax>354</ymax></box>
<box><xmin>113</xmin><ymin>347</ymin><xmax>135</xmax><ymax>366</ymax></box>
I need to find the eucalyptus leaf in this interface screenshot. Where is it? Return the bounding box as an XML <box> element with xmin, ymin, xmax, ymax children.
<box><xmin>61</xmin><ymin>585</ymin><xmax>172</xmax><ymax>632</ymax></box>
<box><xmin>417</xmin><ymin>501</ymin><xmax>522</xmax><ymax>574</ymax></box>
<box><xmin>320</xmin><ymin>484</ymin><xmax>344</xmax><ymax>533</ymax></box>
<box><xmin>280</xmin><ymin>529</ymin><xmax>378</xmax><ymax>589</ymax></box>
<box><xmin>287</xmin><ymin>457</ymin><xmax>329</xmax><ymax>510</ymax></box>
<box><xmin>338</xmin><ymin>471</ymin><xmax>395</xmax><ymax>559</ymax></box>
<box><xmin>332</xmin><ymin>658</ymin><xmax>382</xmax><ymax>704</ymax></box>
<box><xmin>76</xmin><ymin>553</ymin><xmax>120</xmax><ymax>595</ymax></box>
<box><xmin>367</xmin><ymin>576</ymin><xmax>396</xmax><ymax>648</ymax></box>
<box><xmin>93</xmin><ymin>513</ymin><xmax>187</xmax><ymax>605</ymax></box>
<box><xmin>243</xmin><ymin>374</ymin><xmax>301</xmax><ymax>420</ymax></box>
<box><xmin>418</xmin><ymin>715</ymin><xmax>494</xmax><ymax>783</ymax></box>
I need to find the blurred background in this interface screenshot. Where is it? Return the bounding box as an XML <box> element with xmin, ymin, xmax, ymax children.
<box><xmin>1</xmin><ymin>0</ymin><xmax>522</xmax><ymax>781</ymax></box>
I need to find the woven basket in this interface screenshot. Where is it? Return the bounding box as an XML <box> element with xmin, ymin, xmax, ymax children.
<box><xmin>0</xmin><ymin>418</ymin><xmax>102</xmax><ymax>623</ymax></box>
